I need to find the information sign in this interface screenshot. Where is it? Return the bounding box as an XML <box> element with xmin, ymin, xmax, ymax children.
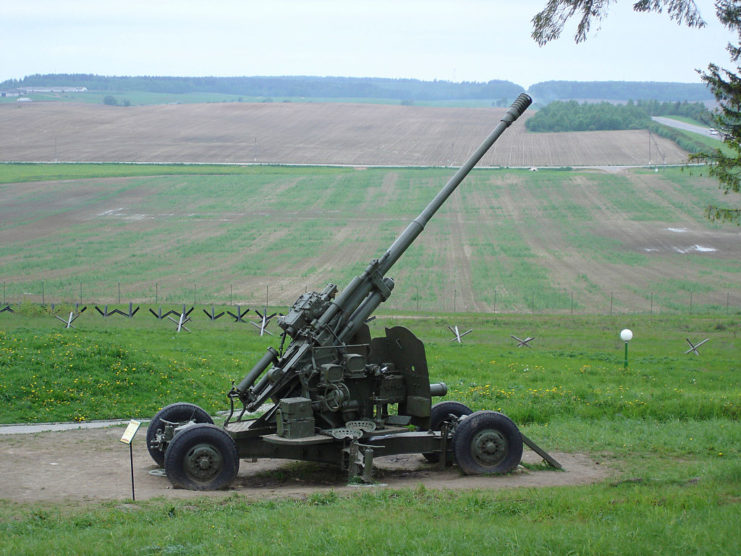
<box><xmin>120</xmin><ymin>420</ymin><xmax>141</xmax><ymax>445</ymax></box>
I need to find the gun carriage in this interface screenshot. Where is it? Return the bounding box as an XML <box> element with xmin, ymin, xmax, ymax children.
<box><xmin>147</xmin><ymin>94</ymin><xmax>533</xmax><ymax>490</ymax></box>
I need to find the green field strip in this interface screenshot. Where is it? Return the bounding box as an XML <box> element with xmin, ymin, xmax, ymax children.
<box><xmin>656</xmin><ymin>167</ymin><xmax>735</xmax><ymax>224</ymax></box>
<box><xmin>0</xmin><ymin>178</ymin><xmax>151</xmax><ymax>232</ymax></box>
<box><xmin>587</xmin><ymin>172</ymin><xmax>664</xmax><ymax>221</ymax></box>
<box><xmin>468</xmin><ymin>223</ymin><xmax>570</xmax><ymax>311</ymax></box>
<box><xmin>0</xmin><ymin>162</ymin><xmax>349</xmax><ymax>185</ymax></box>
<box><xmin>1</xmin><ymin>165</ymin><xmax>738</xmax><ymax>312</ymax></box>
<box><xmin>634</xmin><ymin>168</ymin><xmax>728</xmax><ymax>227</ymax></box>
<box><xmin>389</xmin><ymin>237</ymin><xmax>445</xmax><ymax>310</ymax></box>
<box><xmin>393</xmin><ymin>224</ymin><xmax>453</xmax><ymax>309</ymax></box>
<box><xmin>461</xmin><ymin>172</ymin><xmax>604</xmax><ymax>310</ymax></box>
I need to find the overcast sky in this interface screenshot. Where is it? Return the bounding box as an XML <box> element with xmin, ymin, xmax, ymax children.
<box><xmin>1</xmin><ymin>0</ymin><xmax>735</xmax><ymax>88</ymax></box>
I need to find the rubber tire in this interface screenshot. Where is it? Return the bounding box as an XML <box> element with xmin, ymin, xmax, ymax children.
<box><xmin>423</xmin><ymin>401</ymin><xmax>473</xmax><ymax>463</ymax></box>
<box><xmin>453</xmin><ymin>410</ymin><xmax>523</xmax><ymax>475</ymax></box>
<box><xmin>164</xmin><ymin>424</ymin><xmax>239</xmax><ymax>490</ymax></box>
<box><xmin>146</xmin><ymin>402</ymin><xmax>213</xmax><ymax>467</ymax></box>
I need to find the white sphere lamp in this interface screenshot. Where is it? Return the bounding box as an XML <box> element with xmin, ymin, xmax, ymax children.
<box><xmin>620</xmin><ymin>329</ymin><xmax>633</xmax><ymax>368</ymax></box>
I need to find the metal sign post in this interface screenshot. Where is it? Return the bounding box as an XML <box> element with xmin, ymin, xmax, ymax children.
<box><xmin>120</xmin><ymin>420</ymin><xmax>141</xmax><ymax>501</ymax></box>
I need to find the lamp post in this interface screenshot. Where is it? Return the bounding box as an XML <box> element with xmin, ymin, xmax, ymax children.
<box><xmin>620</xmin><ymin>329</ymin><xmax>633</xmax><ymax>369</ymax></box>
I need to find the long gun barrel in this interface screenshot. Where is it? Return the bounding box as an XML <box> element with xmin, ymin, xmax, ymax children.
<box><xmin>379</xmin><ymin>92</ymin><xmax>533</xmax><ymax>275</ymax></box>
<box><xmin>234</xmin><ymin>93</ymin><xmax>532</xmax><ymax>410</ymax></box>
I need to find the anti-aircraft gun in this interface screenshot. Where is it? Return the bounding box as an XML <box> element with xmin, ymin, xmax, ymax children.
<box><xmin>147</xmin><ymin>93</ymin><xmax>533</xmax><ymax>490</ymax></box>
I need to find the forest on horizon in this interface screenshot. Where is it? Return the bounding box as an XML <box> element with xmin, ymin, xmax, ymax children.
<box><xmin>0</xmin><ymin>74</ymin><xmax>713</xmax><ymax>104</ymax></box>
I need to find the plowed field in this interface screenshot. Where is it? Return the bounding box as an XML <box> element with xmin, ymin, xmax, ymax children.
<box><xmin>1</xmin><ymin>101</ymin><xmax>687</xmax><ymax>167</ymax></box>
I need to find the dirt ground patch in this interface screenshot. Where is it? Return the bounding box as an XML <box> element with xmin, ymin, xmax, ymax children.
<box><xmin>0</xmin><ymin>425</ymin><xmax>609</xmax><ymax>503</ymax></box>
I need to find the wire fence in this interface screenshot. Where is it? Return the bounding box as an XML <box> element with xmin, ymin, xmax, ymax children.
<box><xmin>2</xmin><ymin>280</ymin><xmax>739</xmax><ymax>317</ymax></box>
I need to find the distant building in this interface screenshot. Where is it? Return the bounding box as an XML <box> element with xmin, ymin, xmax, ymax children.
<box><xmin>19</xmin><ymin>86</ymin><xmax>88</xmax><ymax>93</ymax></box>
<box><xmin>2</xmin><ymin>86</ymin><xmax>88</xmax><ymax>98</ymax></box>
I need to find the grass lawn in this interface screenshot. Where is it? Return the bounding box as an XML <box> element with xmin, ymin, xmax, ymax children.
<box><xmin>1</xmin><ymin>310</ymin><xmax>738</xmax><ymax>554</ymax></box>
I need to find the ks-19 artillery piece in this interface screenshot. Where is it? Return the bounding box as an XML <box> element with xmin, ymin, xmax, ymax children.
<box><xmin>147</xmin><ymin>93</ymin><xmax>534</xmax><ymax>490</ymax></box>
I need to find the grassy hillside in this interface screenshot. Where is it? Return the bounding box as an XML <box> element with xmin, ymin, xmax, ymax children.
<box><xmin>1</xmin><ymin>310</ymin><xmax>737</xmax><ymax>424</ymax></box>
<box><xmin>1</xmin><ymin>162</ymin><xmax>738</xmax><ymax>554</ymax></box>
<box><xmin>1</xmin><ymin>310</ymin><xmax>739</xmax><ymax>553</ymax></box>
<box><xmin>1</xmin><ymin>113</ymin><xmax>738</xmax><ymax>554</ymax></box>
<box><xmin>0</xmin><ymin>164</ymin><xmax>738</xmax><ymax>314</ymax></box>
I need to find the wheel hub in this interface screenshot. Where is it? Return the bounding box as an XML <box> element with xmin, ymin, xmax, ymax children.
<box><xmin>184</xmin><ymin>443</ymin><xmax>223</xmax><ymax>481</ymax></box>
<box><xmin>471</xmin><ymin>429</ymin><xmax>508</xmax><ymax>467</ymax></box>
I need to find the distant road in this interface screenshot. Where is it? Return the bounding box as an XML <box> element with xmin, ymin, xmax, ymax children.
<box><xmin>651</xmin><ymin>116</ymin><xmax>718</xmax><ymax>138</ymax></box>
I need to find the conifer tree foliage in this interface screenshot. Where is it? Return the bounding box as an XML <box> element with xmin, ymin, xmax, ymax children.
<box><xmin>531</xmin><ymin>0</ymin><xmax>706</xmax><ymax>46</ymax></box>
<box><xmin>691</xmin><ymin>1</ymin><xmax>741</xmax><ymax>223</ymax></box>
<box><xmin>532</xmin><ymin>0</ymin><xmax>740</xmax><ymax>224</ymax></box>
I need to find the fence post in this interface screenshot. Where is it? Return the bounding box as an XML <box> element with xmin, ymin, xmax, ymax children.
<box><xmin>570</xmin><ymin>291</ymin><xmax>574</xmax><ymax>315</ymax></box>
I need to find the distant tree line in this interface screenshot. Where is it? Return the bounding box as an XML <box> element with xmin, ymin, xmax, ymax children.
<box><xmin>648</xmin><ymin>122</ymin><xmax>709</xmax><ymax>154</ymax></box>
<box><xmin>0</xmin><ymin>74</ymin><xmax>524</xmax><ymax>102</ymax></box>
<box><xmin>529</xmin><ymin>80</ymin><xmax>713</xmax><ymax>102</ymax></box>
<box><xmin>0</xmin><ymin>74</ymin><xmax>714</xmax><ymax>104</ymax></box>
<box><xmin>525</xmin><ymin>100</ymin><xmax>713</xmax><ymax>132</ymax></box>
